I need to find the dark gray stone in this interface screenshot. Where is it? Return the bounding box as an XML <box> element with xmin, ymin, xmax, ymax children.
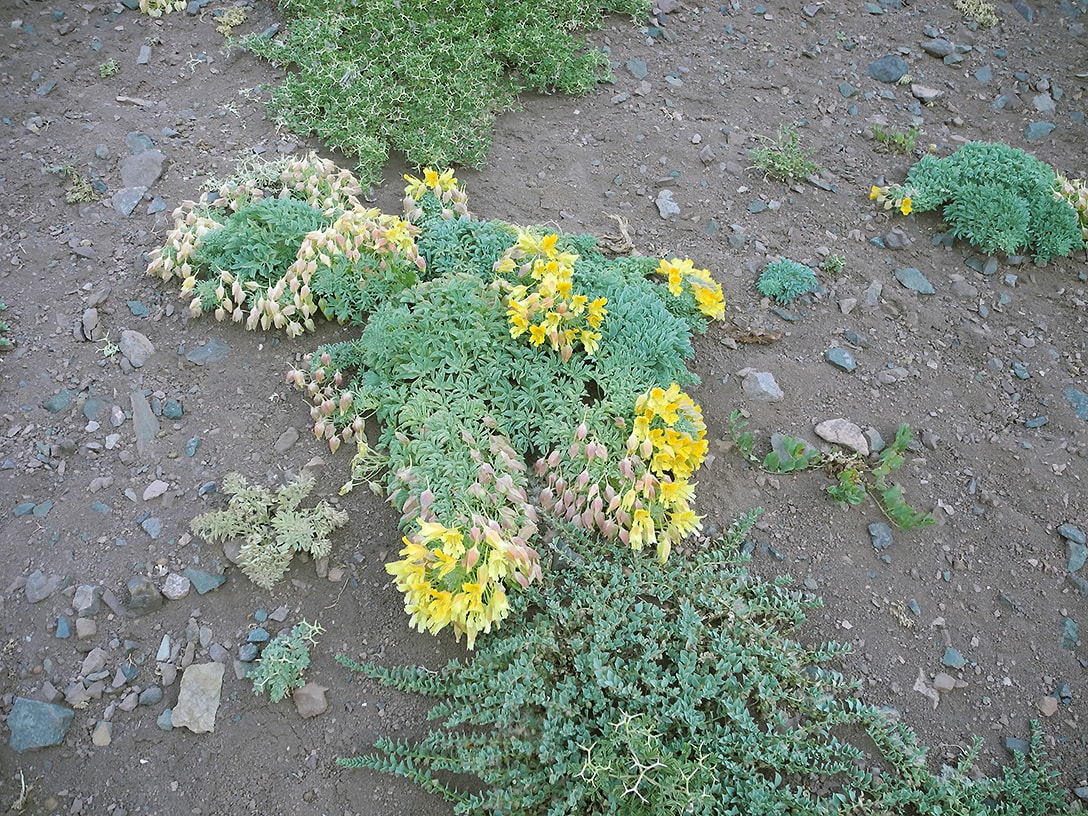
<box><xmin>125</xmin><ymin>575</ymin><xmax>164</xmax><ymax>617</ymax></box>
<box><xmin>162</xmin><ymin>399</ymin><xmax>183</xmax><ymax>420</ymax></box>
<box><xmin>894</xmin><ymin>267</ymin><xmax>935</xmax><ymax>295</ymax></box>
<box><xmin>1068</xmin><ymin>541</ymin><xmax>1087</xmax><ymax>573</ymax></box>
<box><xmin>138</xmin><ymin>686</ymin><xmax>164</xmax><ymax>706</ymax></box>
<box><xmin>41</xmin><ymin>390</ymin><xmax>75</xmax><ymax>413</ymax></box>
<box><xmin>111</xmin><ymin>187</ymin><xmax>146</xmax><ymax>217</ymax></box>
<box><xmin>625</xmin><ymin>59</ymin><xmax>648</xmax><ymax>80</ymax></box>
<box><xmin>7</xmin><ymin>697</ymin><xmax>74</xmax><ymax>752</ymax></box>
<box><xmin>1059</xmin><ymin>616</ymin><xmax>1079</xmax><ymax>650</ymax></box>
<box><xmin>866</xmin><ymin>55</ymin><xmax>909</xmax><ymax>83</ymax></box>
<box><xmin>185</xmin><ymin>567</ymin><xmax>226</xmax><ymax>595</ymax></box>
<box><xmin>921</xmin><ymin>39</ymin><xmax>955</xmax><ymax>58</ymax></box>
<box><xmin>186</xmin><ymin>338</ymin><xmax>231</xmax><ymax>365</ymax></box>
<box><xmin>119</xmin><ymin>149</ymin><xmax>165</xmax><ymax>189</ymax></box>
<box><xmin>868</xmin><ymin>522</ymin><xmax>894</xmax><ymax>551</ymax></box>
<box><xmin>141</xmin><ymin>517</ymin><xmax>163</xmax><ymax>539</ymax></box>
<box><xmin>1065</xmin><ymin>387</ymin><xmax>1088</xmax><ymax>419</ymax></box>
<box><xmin>1023</xmin><ymin>121</ymin><xmax>1056</xmax><ymax>141</ymax></box>
<box><xmin>825</xmin><ymin>347</ymin><xmax>857</xmax><ymax>372</ymax></box>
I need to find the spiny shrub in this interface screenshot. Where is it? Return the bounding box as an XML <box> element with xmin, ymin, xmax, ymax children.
<box><xmin>871</xmin><ymin>141</ymin><xmax>1088</xmax><ymax>262</ymax></box>
<box><xmin>338</xmin><ymin>514</ymin><xmax>1068</xmax><ymax>815</ymax></box>
<box><xmin>151</xmin><ymin>157</ymin><xmax>728</xmax><ymax>647</ymax></box>
<box><xmin>241</xmin><ymin>0</ymin><xmax>650</xmax><ymax>185</ymax></box>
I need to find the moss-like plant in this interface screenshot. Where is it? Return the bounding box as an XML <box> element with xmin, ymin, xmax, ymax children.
<box><xmin>872</xmin><ymin>142</ymin><xmax>1087</xmax><ymax>262</ymax></box>
<box><xmin>755</xmin><ymin>257</ymin><xmax>818</xmax><ymax>304</ymax></box>
<box><xmin>337</xmin><ymin>515</ymin><xmax>1066</xmax><ymax>815</ymax></box>
<box><xmin>190</xmin><ymin>471</ymin><xmax>348</xmax><ymax>590</ymax></box>
<box><xmin>0</xmin><ymin>300</ymin><xmax>12</xmax><ymax>351</ymax></box>
<box><xmin>240</xmin><ymin>0</ymin><xmax>649</xmax><ymax>185</ymax></box>
<box><xmin>749</xmin><ymin>125</ymin><xmax>821</xmax><ymax>181</ymax></box>
<box><xmin>250</xmin><ymin>620</ymin><xmax>323</xmax><ymax>702</ymax></box>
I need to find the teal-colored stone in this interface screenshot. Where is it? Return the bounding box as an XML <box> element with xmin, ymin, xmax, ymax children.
<box><xmin>942</xmin><ymin>647</ymin><xmax>966</xmax><ymax>669</ymax></box>
<box><xmin>185</xmin><ymin>567</ymin><xmax>226</xmax><ymax>595</ymax></box>
<box><xmin>7</xmin><ymin>697</ymin><xmax>74</xmax><ymax>752</ymax></box>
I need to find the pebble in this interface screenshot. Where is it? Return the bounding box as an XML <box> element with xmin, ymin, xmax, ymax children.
<box><xmin>162</xmin><ymin>399</ymin><xmax>183</xmax><ymax>419</ymax></box>
<box><xmin>625</xmin><ymin>58</ymin><xmax>648</xmax><ymax>80</ymax></box>
<box><xmin>814</xmin><ymin>418</ymin><xmax>869</xmax><ymax>456</ymax></box>
<box><xmin>1038</xmin><ymin>696</ymin><xmax>1059</xmax><ymax>717</ymax></box>
<box><xmin>1059</xmin><ymin>617</ymin><xmax>1079</xmax><ymax>650</ymax></box>
<box><xmin>119</xmin><ymin>330</ymin><xmax>155</xmax><ymax>368</ymax></box>
<box><xmin>156</xmin><ymin>708</ymin><xmax>173</xmax><ymax>731</ymax></box>
<box><xmin>941</xmin><ymin>647</ymin><xmax>966</xmax><ymax>669</ymax></box>
<box><xmin>138</xmin><ymin>686</ymin><xmax>164</xmax><ymax>706</ymax></box>
<box><xmin>75</xmin><ymin>618</ymin><xmax>97</xmax><ymax>639</ymax></box>
<box><xmin>932</xmin><ymin>672</ymin><xmax>957</xmax><ymax>692</ymax></box>
<box><xmin>143</xmin><ymin>479</ymin><xmax>169</xmax><ymax>501</ymax></box>
<box><xmin>655</xmin><ymin>189</ymin><xmax>681</xmax><ymax>219</ymax></box>
<box><xmin>1059</xmin><ymin>523</ymin><xmax>1087</xmax><ymax>546</ymax></box>
<box><xmin>186</xmin><ymin>338</ymin><xmax>231</xmax><ymax>365</ymax></box>
<box><xmin>920</xmin><ymin>38</ymin><xmax>955</xmax><ymax>58</ymax></box>
<box><xmin>141</xmin><ymin>517</ymin><xmax>163</xmax><ymax>539</ymax></box>
<box><xmin>274</xmin><ymin>427</ymin><xmax>299</xmax><ymax>454</ymax></box>
<box><xmin>292</xmin><ymin>683</ymin><xmax>329</xmax><ymax>719</ymax></box>
<box><xmin>740</xmin><ymin>370</ymin><xmax>784</xmax><ymax>402</ymax></box>
<box><xmin>55</xmin><ymin>617</ymin><xmax>72</xmax><ymax>639</ymax></box>
<box><xmin>1023</xmin><ymin>121</ymin><xmax>1055</xmax><ymax>141</ymax></box>
<box><xmin>1064</xmin><ymin>387</ymin><xmax>1088</xmax><ymax>420</ymax></box>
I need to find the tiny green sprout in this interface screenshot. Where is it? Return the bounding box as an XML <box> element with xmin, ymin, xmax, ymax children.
<box><xmin>749</xmin><ymin>125</ymin><xmax>821</xmax><ymax>181</ymax></box>
<box><xmin>97</xmin><ymin>334</ymin><xmax>121</xmax><ymax>358</ymax></box>
<box><xmin>99</xmin><ymin>59</ymin><xmax>119</xmax><ymax>78</ymax></box>
<box><xmin>872</xmin><ymin>124</ymin><xmax>921</xmax><ymax>155</ymax></box>
<box><xmin>820</xmin><ymin>254</ymin><xmax>846</xmax><ymax>276</ymax></box>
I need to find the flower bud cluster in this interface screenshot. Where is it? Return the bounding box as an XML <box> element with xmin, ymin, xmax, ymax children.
<box><xmin>1056</xmin><ymin>174</ymin><xmax>1088</xmax><ymax>245</ymax></box>
<box><xmin>869</xmin><ymin>184</ymin><xmax>914</xmax><ymax>216</ymax></box>
<box><xmin>403</xmin><ymin>168</ymin><xmax>470</xmax><ymax>223</ymax></box>
<box><xmin>286</xmin><ymin>351</ymin><xmax>364</xmax><ymax>455</ymax></box>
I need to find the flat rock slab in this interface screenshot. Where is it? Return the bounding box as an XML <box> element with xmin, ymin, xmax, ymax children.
<box><xmin>814</xmin><ymin>418</ymin><xmax>869</xmax><ymax>456</ymax></box>
<box><xmin>7</xmin><ymin>696</ymin><xmax>75</xmax><ymax>752</ymax></box>
<box><xmin>172</xmin><ymin>662</ymin><xmax>225</xmax><ymax>733</ymax></box>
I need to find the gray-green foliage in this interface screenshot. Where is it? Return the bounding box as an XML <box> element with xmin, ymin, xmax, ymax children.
<box><xmin>250</xmin><ymin>620</ymin><xmax>324</xmax><ymax>702</ymax></box>
<box><xmin>755</xmin><ymin>257</ymin><xmax>818</xmax><ymax>304</ymax></box>
<box><xmin>243</xmin><ymin>0</ymin><xmax>650</xmax><ymax>186</ymax></box>
<box><xmin>337</xmin><ymin>514</ymin><xmax>1065</xmax><ymax>815</ymax></box>
<box><xmin>190</xmin><ymin>471</ymin><xmax>348</xmax><ymax>590</ymax></box>
<box><xmin>901</xmin><ymin>141</ymin><xmax>1083</xmax><ymax>262</ymax></box>
<box><xmin>749</xmin><ymin>125</ymin><xmax>821</xmax><ymax>181</ymax></box>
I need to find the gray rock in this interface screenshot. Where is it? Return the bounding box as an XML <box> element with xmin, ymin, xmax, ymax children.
<box><xmin>73</xmin><ymin>584</ymin><xmax>101</xmax><ymax>616</ymax></box>
<box><xmin>120</xmin><ymin>149</ymin><xmax>165</xmax><ymax>189</ymax></box>
<box><xmin>1003</xmin><ymin>736</ymin><xmax>1030</xmax><ymax>754</ymax></box>
<box><xmin>1023</xmin><ymin>121</ymin><xmax>1056</xmax><ymax>141</ymax></box>
<box><xmin>825</xmin><ymin>348</ymin><xmax>857</xmax><ymax>372</ymax></box>
<box><xmin>141</xmin><ymin>517</ymin><xmax>163</xmax><ymax>539</ymax></box>
<box><xmin>41</xmin><ymin>389</ymin><xmax>75</xmax><ymax>413</ymax></box>
<box><xmin>921</xmin><ymin>39</ymin><xmax>955</xmax><ymax>58</ymax></box>
<box><xmin>162</xmin><ymin>572</ymin><xmax>191</xmax><ymax>600</ymax></box>
<box><xmin>741</xmin><ymin>370</ymin><xmax>784</xmax><ymax>402</ymax></box>
<box><xmin>209</xmin><ymin>643</ymin><xmax>231</xmax><ymax>663</ymax></box>
<box><xmin>125</xmin><ymin>132</ymin><xmax>155</xmax><ymax>153</ymax></box>
<box><xmin>119</xmin><ymin>329</ymin><xmax>154</xmax><ymax>368</ymax></box>
<box><xmin>274</xmin><ymin>427</ymin><xmax>299</xmax><ymax>454</ymax></box>
<box><xmin>186</xmin><ymin>566</ymin><xmax>226</xmax><ymax>595</ymax></box>
<box><xmin>932</xmin><ymin>672</ymin><xmax>957</xmax><ymax>692</ymax></box>
<box><xmin>868</xmin><ymin>522</ymin><xmax>894</xmax><ymax>551</ymax></box>
<box><xmin>111</xmin><ymin>187</ymin><xmax>146</xmax><ymax>217</ymax></box>
<box><xmin>81</xmin><ymin>647</ymin><xmax>109</xmax><ymax>676</ymax></box>
<box><xmin>292</xmin><ymin>683</ymin><xmax>328</xmax><ymax>719</ymax></box>
<box><xmin>814</xmin><ymin>418</ymin><xmax>869</xmax><ymax>456</ymax></box>
<box><xmin>867</xmin><ymin>55</ymin><xmax>909</xmax><ymax>83</ymax></box>
<box><xmin>131</xmin><ymin>391</ymin><xmax>160</xmax><ymax>457</ymax></box>
<box><xmin>156</xmin><ymin>708</ymin><xmax>173</xmax><ymax>731</ymax></box>
<box><xmin>138</xmin><ymin>686</ymin><xmax>164</xmax><ymax>706</ymax></box>
<box><xmin>625</xmin><ymin>59</ymin><xmax>648</xmax><ymax>80</ymax></box>
<box><xmin>125</xmin><ymin>575</ymin><xmax>164</xmax><ymax>617</ymax></box>
<box><xmin>911</xmin><ymin>84</ymin><xmax>943</xmax><ymax>104</ymax></box>
<box><xmin>1059</xmin><ymin>616</ymin><xmax>1079</xmax><ymax>650</ymax></box>
<box><xmin>894</xmin><ymin>267</ymin><xmax>935</xmax><ymax>295</ymax></box>
<box><xmin>1059</xmin><ymin>523</ymin><xmax>1087</xmax><ymax>545</ymax></box>
<box><xmin>55</xmin><ymin>617</ymin><xmax>71</xmax><ymax>639</ymax></box>
<box><xmin>25</xmin><ymin>570</ymin><xmax>62</xmax><ymax>603</ymax></box>
<box><xmin>942</xmin><ymin>647</ymin><xmax>966</xmax><ymax>668</ymax></box>
<box><xmin>162</xmin><ymin>398</ymin><xmax>183</xmax><ymax>419</ymax></box>
<box><xmin>91</xmin><ymin>720</ymin><xmax>112</xmax><ymax>746</ymax></box>
<box><xmin>171</xmin><ymin>662</ymin><xmax>225</xmax><ymax>733</ymax></box>
<box><xmin>238</xmin><ymin>643</ymin><xmax>259</xmax><ymax>662</ymax></box>
<box><xmin>1032</xmin><ymin>93</ymin><xmax>1056</xmax><ymax>114</ymax></box>
<box><xmin>1065</xmin><ymin>387</ymin><xmax>1088</xmax><ymax>420</ymax></box>
<box><xmin>655</xmin><ymin>189</ymin><xmax>681</xmax><ymax>219</ymax></box>
<box><xmin>1067</xmin><ymin>542</ymin><xmax>1087</xmax><ymax>573</ymax></box>
<box><xmin>186</xmin><ymin>338</ymin><xmax>231</xmax><ymax>365</ymax></box>
<box><xmin>7</xmin><ymin>697</ymin><xmax>75</xmax><ymax>752</ymax></box>
<box><xmin>974</xmin><ymin>65</ymin><xmax>992</xmax><ymax>83</ymax></box>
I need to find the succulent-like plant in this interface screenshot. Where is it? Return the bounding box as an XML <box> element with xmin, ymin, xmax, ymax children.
<box><xmin>755</xmin><ymin>257</ymin><xmax>818</xmax><ymax>304</ymax></box>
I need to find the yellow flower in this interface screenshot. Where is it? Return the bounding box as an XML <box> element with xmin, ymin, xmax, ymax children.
<box><xmin>587</xmin><ymin>297</ymin><xmax>608</xmax><ymax>329</ymax></box>
<box><xmin>869</xmin><ymin>185</ymin><xmax>882</xmax><ymax>201</ymax></box>
<box><xmin>529</xmin><ymin>324</ymin><xmax>547</xmax><ymax>346</ymax></box>
<box><xmin>433</xmin><ymin>547</ymin><xmax>460</xmax><ymax>580</ymax></box>
<box><xmin>509</xmin><ymin>313</ymin><xmax>529</xmax><ymax>338</ymax></box>
<box><xmin>580</xmin><ymin>329</ymin><xmax>601</xmax><ymax>356</ymax></box>
<box><xmin>693</xmin><ymin>282</ymin><xmax>726</xmax><ymax>320</ymax></box>
<box><xmin>494</xmin><ymin>256</ymin><xmax>516</xmax><ymax>275</ymax></box>
<box><xmin>899</xmin><ymin>197</ymin><xmax>913</xmax><ymax>216</ymax></box>
<box><xmin>460</xmin><ymin>581</ymin><xmax>484</xmax><ymax>613</ymax></box>
<box><xmin>424</xmin><ymin>168</ymin><xmax>440</xmax><ymax>188</ymax></box>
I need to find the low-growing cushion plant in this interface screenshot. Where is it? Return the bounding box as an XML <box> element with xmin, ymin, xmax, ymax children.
<box><xmin>871</xmin><ymin>141</ymin><xmax>1088</xmax><ymax>262</ymax></box>
<box><xmin>755</xmin><ymin>257</ymin><xmax>819</xmax><ymax>304</ymax></box>
<box><xmin>336</xmin><ymin>514</ymin><xmax>1068</xmax><ymax>815</ymax></box>
<box><xmin>237</xmin><ymin>0</ymin><xmax>650</xmax><ymax>185</ymax></box>
<box><xmin>151</xmin><ymin>156</ymin><xmax>728</xmax><ymax>647</ymax></box>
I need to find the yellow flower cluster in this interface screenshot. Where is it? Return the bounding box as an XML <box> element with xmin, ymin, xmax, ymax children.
<box><xmin>536</xmin><ymin>385</ymin><xmax>707</xmax><ymax>563</ymax></box>
<box><xmin>870</xmin><ymin>185</ymin><xmax>914</xmax><ymax>216</ymax></box>
<box><xmin>403</xmin><ymin>167</ymin><xmax>470</xmax><ymax>222</ymax></box>
<box><xmin>657</xmin><ymin>258</ymin><xmax>726</xmax><ymax>320</ymax></box>
<box><xmin>497</xmin><ymin>231</ymin><xmax>607</xmax><ymax>362</ymax></box>
<box><xmin>386</xmin><ymin>517</ymin><xmax>542</xmax><ymax>649</ymax></box>
<box><xmin>629</xmin><ymin>384</ymin><xmax>708</xmax><ymax>481</ymax></box>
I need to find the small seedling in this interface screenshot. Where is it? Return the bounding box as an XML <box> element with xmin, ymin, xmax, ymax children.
<box><xmin>250</xmin><ymin>620</ymin><xmax>324</xmax><ymax>702</ymax></box>
<box><xmin>749</xmin><ymin>125</ymin><xmax>821</xmax><ymax>181</ymax></box>
<box><xmin>0</xmin><ymin>300</ymin><xmax>12</xmax><ymax>351</ymax></box>
<box><xmin>96</xmin><ymin>333</ymin><xmax>120</xmax><ymax>357</ymax></box>
<box><xmin>872</xmin><ymin>124</ymin><xmax>921</xmax><ymax>154</ymax></box>
<box><xmin>819</xmin><ymin>254</ymin><xmax>846</xmax><ymax>276</ymax></box>
<box><xmin>99</xmin><ymin>59</ymin><xmax>119</xmax><ymax>78</ymax></box>
<box><xmin>728</xmin><ymin>411</ymin><xmax>935</xmax><ymax>530</ymax></box>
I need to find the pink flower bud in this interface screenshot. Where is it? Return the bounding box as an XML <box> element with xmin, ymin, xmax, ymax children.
<box><xmin>464</xmin><ymin>546</ymin><xmax>480</xmax><ymax>570</ymax></box>
<box><xmin>575</xmin><ymin>422</ymin><xmax>587</xmax><ymax>441</ymax></box>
